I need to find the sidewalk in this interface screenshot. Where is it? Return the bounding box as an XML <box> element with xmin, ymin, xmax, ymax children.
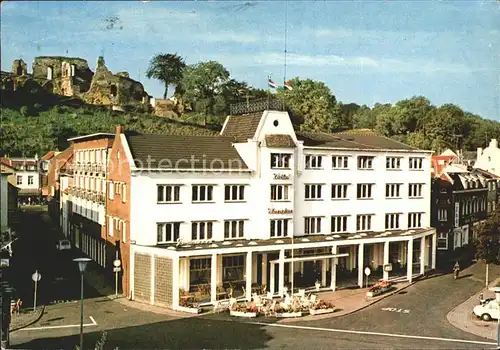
<box><xmin>447</xmin><ymin>274</ymin><xmax>500</xmax><ymax>340</ymax></box>
<box><xmin>9</xmin><ymin>307</ymin><xmax>44</xmax><ymax>332</ymax></box>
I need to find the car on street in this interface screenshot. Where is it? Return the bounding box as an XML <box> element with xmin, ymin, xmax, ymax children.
<box><xmin>473</xmin><ymin>298</ymin><xmax>499</xmax><ymax>321</ymax></box>
<box><xmin>56</xmin><ymin>239</ymin><xmax>71</xmax><ymax>251</ymax></box>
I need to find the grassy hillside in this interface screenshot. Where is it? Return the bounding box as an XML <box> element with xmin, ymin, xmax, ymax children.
<box><xmin>0</xmin><ymin>105</ymin><xmax>220</xmax><ymax>157</ymax></box>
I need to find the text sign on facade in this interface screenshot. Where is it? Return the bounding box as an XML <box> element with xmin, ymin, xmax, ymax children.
<box><xmin>273</xmin><ymin>173</ymin><xmax>290</xmax><ymax>180</ymax></box>
<box><xmin>268</xmin><ymin>208</ymin><xmax>293</xmax><ymax>214</ymax></box>
<box><xmin>454</xmin><ymin>202</ymin><xmax>460</xmax><ymax>227</ymax></box>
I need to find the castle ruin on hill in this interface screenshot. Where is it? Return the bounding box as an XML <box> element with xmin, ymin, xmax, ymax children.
<box><xmin>1</xmin><ymin>56</ymin><xmax>177</xmax><ymax>116</ymax></box>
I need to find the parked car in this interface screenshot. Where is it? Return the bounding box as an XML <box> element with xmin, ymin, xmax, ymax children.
<box><xmin>56</xmin><ymin>239</ymin><xmax>71</xmax><ymax>251</ymax></box>
<box><xmin>473</xmin><ymin>298</ymin><xmax>499</xmax><ymax>321</ymax></box>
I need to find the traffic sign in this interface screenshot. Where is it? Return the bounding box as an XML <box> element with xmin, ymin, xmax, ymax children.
<box><xmin>113</xmin><ymin>259</ymin><xmax>121</xmax><ymax>267</ymax></box>
<box><xmin>364</xmin><ymin>267</ymin><xmax>371</xmax><ymax>276</ymax></box>
<box><xmin>32</xmin><ymin>271</ymin><xmax>41</xmax><ymax>282</ymax></box>
<box><xmin>113</xmin><ymin>267</ymin><xmax>121</xmax><ymax>272</ymax></box>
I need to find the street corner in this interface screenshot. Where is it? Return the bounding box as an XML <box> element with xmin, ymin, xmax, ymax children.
<box><xmin>9</xmin><ymin>306</ymin><xmax>45</xmax><ymax>332</ymax></box>
<box><xmin>18</xmin><ymin>304</ymin><xmax>98</xmax><ymax>332</ymax></box>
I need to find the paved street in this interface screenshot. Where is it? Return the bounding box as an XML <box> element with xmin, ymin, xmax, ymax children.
<box><xmin>7</xmin><ymin>209</ymin><xmax>500</xmax><ymax>349</ymax></box>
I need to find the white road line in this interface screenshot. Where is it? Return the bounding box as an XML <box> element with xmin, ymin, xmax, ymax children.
<box><xmin>20</xmin><ymin>316</ymin><xmax>98</xmax><ymax>331</ymax></box>
<box><xmin>249</xmin><ymin>322</ymin><xmax>496</xmax><ymax>346</ymax></box>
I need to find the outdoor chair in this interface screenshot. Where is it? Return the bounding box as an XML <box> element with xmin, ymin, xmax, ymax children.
<box><xmin>213</xmin><ymin>300</ymin><xmax>230</xmax><ymax>313</ymax></box>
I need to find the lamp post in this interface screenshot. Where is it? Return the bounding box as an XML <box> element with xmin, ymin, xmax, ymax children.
<box><xmin>73</xmin><ymin>258</ymin><xmax>91</xmax><ymax>350</ymax></box>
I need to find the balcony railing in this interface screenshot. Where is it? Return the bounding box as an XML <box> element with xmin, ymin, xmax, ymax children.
<box><xmin>229</xmin><ymin>97</ymin><xmax>285</xmax><ymax>116</ymax></box>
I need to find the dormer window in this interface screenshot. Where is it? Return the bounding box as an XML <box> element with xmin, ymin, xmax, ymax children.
<box><xmin>305</xmin><ymin>155</ymin><xmax>323</xmax><ymax>169</ymax></box>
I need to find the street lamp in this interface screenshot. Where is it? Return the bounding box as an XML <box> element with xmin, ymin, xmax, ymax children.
<box><xmin>73</xmin><ymin>257</ymin><xmax>91</xmax><ymax>350</ymax></box>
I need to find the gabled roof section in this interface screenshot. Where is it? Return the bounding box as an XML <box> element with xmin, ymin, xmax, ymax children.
<box><xmin>67</xmin><ymin>133</ymin><xmax>115</xmax><ymax>142</ymax></box>
<box><xmin>265</xmin><ymin>134</ymin><xmax>296</xmax><ymax>148</ymax></box>
<box><xmin>220</xmin><ymin>112</ymin><xmax>263</xmax><ymax>142</ymax></box>
<box><xmin>334</xmin><ymin>129</ymin><xmax>419</xmax><ymax>151</ymax></box>
<box><xmin>126</xmin><ymin>133</ymin><xmax>249</xmax><ymax>170</ymax></box>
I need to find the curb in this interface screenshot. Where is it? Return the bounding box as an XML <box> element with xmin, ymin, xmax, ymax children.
<box><xmin>9</xmin><ymin>305</ymin><xmax>46</xmax><ymax>333</ymax></box>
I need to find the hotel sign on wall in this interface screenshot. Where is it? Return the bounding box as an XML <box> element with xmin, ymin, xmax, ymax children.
<box><xmin>273</xmin><ymin>173</ymin><xmax>290</xmax><ymax>180</ymax></box>
<box><xmin>268</xmin><ymin>208</ymin><xmax>293</xmax><ymax>214</ymax></box>
<box><xmin>454</xmin><ymin>202</ymin><xmax>460</xmax><ymax>227</ymax></box>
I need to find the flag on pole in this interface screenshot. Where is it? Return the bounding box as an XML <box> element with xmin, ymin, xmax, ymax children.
<box><xmin>284</xmin><ymin>80</ymin><xmax>293</xmax><ymax>90</ymax></box>
<box><xmin>268</xmin><ymin>78</ymin><xmax>277</xmax><ymax>89</ymax></box>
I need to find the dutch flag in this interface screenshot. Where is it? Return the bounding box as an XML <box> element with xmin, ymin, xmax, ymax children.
<box><xmin>268</xmin><ymin>78</ymin><xmax>277</xmax><ymax>89</ymax></box>
<box><xmin>284</xmin><ymin>80</ymin><xmax>293</xmax><ymax>90</ymax></box>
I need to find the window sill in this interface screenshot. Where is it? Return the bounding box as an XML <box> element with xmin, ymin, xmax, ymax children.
<box><xmin>305</xmin><ymin>199</ymin><xmax>324</xmax><ymax>201</ymax></box>
<box><xmin>271</xmin><ymin>167</ymin><xmax>291</xmax><ymax>170</ymax></box>
<box><xmin>409</xmin><ymin>196</ymin><xmax>424</xmax><ymax>199</ymax></box>
<box><xmin>332</xmin><ymin>168</ymin><xmax>349</xmax><ymax>170</ymax></box>
<box><xmin>331</xmin><ymin>198</ymin><xmax>349</xmax><ymax>201</ymax></box>
<box><xmin>305</xmin><ymin>168</ymin><xmax>324</xmax><ymax>170</ymax></box>
<box><xmin>270</xmin><ymin>200</ymin><xmax>292</xmax><ymax>203</ymax></box>
<box><xmin>386</xmin><ymin>197</ymin><xmax>402</xmax><ymax>199</ymax></box>
<box><xmin>224</xmin><ymin>200</ymin><xmax>247</xmax><ymax>203</ymax></box>
<box><xmin>192</xmin><ymin>201</ymin><xmax>216</xmax><ymax>204</ymax></box>
<box><xmin>386</xmin><ymin>168</ymin><xmax>402</xmax><ymax>171</ymax></box>
<box><xmin>409</xmin><ymin>169</ymin><xmax>424</xmax><ymax>171</ymax></box>
<box><xmin>357</xmin><ymin>168</ymin><xmax>374</xmax><ymax>171</ymax></box>
<box><xmin>157</xmin><ymin>201</ymin><xmax>183</xmax><ymax>204</ymax></box>
<box><xmin>356</xmin><ymin>198</ymin><xmax>374</xmax><ymax>200</ymax></box>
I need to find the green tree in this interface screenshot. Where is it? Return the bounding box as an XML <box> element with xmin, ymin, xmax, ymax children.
<box><xmin>276</xmin><ymin>77</ymin><xmax>340</xmax><ymax>132</ymax></box>
<box><xmin>146</xmin><ymin>53</ymin><xmax>186</xmax><ymax>99</ymax></box>
<box><xmin>474</xmin><ymin>209</ymin><xmax>500</xmax><ymax>285</ymax></box>
<box><xmin>180</xmin><ymin>61</ymin><xmax>230</xmax><ymax>124</ymax></box>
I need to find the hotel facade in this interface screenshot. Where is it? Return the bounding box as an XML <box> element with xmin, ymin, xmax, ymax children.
<box><xmin>93</xmin><ymin>109</ymin><xmax>437</xmax><ymax>310</ymax></box>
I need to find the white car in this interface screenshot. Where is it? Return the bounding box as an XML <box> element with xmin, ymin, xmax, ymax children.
<box><xmin>473</xmin><ymin>298</ymin><xmax>499</xmax><ymax>321</ymax></box>
<box><xmin>56</xmin><ymin>239</ymin><xmax>71</xmax><ymax>251</ymax></box>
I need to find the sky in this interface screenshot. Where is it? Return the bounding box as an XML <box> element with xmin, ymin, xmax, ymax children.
<box><xmin>1</xmin><ymin>1</ymin><xmax>499</xmax><ymax>120</ymax></box>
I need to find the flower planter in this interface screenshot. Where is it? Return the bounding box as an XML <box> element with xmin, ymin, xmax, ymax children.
<box><xmin>230</xmin><ymin>310</ymin><xmax>258</xmax><ymax>318</ymax></box>
<box><xmin>275</xmin><ymin>311</ymin><xmax>302</xmax><ymax>318</ymax></box>
<box><xmin>177</xmin><ymin>305</ymin><xmax>201</xmax><ymax>314</ymax></box>
<box><xmin>309</xmin><ymin>308</ymin><xmax>335</xmax><ymax>315</ymax></box>
<box><xmin>367</xmin><ymin>286</ymin><xmax>391</xmax><ymax>298</ymax></box>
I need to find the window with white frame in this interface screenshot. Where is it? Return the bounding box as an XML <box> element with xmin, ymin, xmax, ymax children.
<box><xmin>109</xmin><ymin>182</ymin><xmax>114</xmax><ymax>200</ymax></box>
<box><xmin>331</xmin><ymin>184</ymin><xmax>348</xmax><ymax>199</ymax></box>
<box><xmin>270</xmin><ymin>153</ymin><xmax>291</xmax><ymax>169</ymax></box>
<box><xmin>438</xmin><ymin>208</ymin><xmax>447</xmax><ymax>221</ymax></box>
<box><xmin>386</xmin><ymin>184</ymin><xmax>401</xmax><ymax>198</ymax></box>
<box><xmin>331</xmin><ymin>215</ymin><xmax>348</xmax><ymax>233</ymax></box>
<box><xmin>271</xmin><ymin>184</ymin><xmax>290</xmax><ymax>201</ymax></box>
<box><xmin>357</xmin><ymin>156</ymin><xmax>374</xmax><ymax>170</ymax></box>
<box><xmin>122</xmin><ymin>183</ymin><xmax>127</xmax><ymax>203</ymax></box>
<box><xmin>28</xmin><ymin>175</ymin><xmax>34</xmax><ymax>185</ymax></box>
<box><xmin>16</xmin><ymin>176</ymin><xmax>22</xmax><ymax>185</ymax></box>
<box><xmin>409</xmin><ymin>157</ymin><xmax>424</xmax><ymax>170</ymax></box>
<box><xmin>115</xmin><ymin>182</ymin><xmax>121</xmax><ymax>196</ymax></box>
<box><xmin>224</xmin><ymin>220</ymin><xmax>245</xmax><ymax>239</ymax></box>
<box><xmin>332</xmin><ymin>156</ymin><xmax>349</xmax><ymax>169</ymax></box>
<box><xmin>224</xmin><ymin>185</ymin><xmax>245</xmax><ymax>202</ymax></box>
<box><xmin>357</xmin><ymin>184</ymin><xmax>374</xmax><ymax>199</ymax></box>
<box><xmin>408</xmin><ymin>212</ymin><xmax>423</xmax><ymax>228</ymax></box>
<box><xmin>108</xmin><ymin>216</ymin><xmax>114</xmax><ymax>236</ymax></box>
<box><xmin>385</xmin><ymin>213</ymin><xmax>401</xmax><ymax>230</ymax></box>
<box><xmin>192</xmin><ymin>185</ymin><xmax>214</xmax><ymax>202</ymax></box>
<box><xmin>304</xmin><ymin>217</ymin><xmax>322</xmax><ymax>234</ymax></box>
<box><xmin>305</xmin><ymin>184</ymin><xmax>323</xmax><ymax>200</ymax></box>
<box><xmin>157</xmin><ymin>185</ymin><xmax>181</xmax><ymax>203</ymax></box>
<box><xmin>305</xmin><ymin>155</ymin><xmax>323</xmax><ymax>169</ymax></box>
<box><xmin>270</xmin><ymin>219</ymin><xmax>289</xmax><ymax>237</ymax></box>
<box><xmin>356</xmin><ymin>214</ymin><xmax>372</xmax><ymax>231</ymax></box>
<box><xmin>408</xmin><ymin>184</ymin><xmax>423</xmax><ymax>198</ymax></box>
<box><xmin>386</xmin><ymin>157</ymin><xmax>401</xmax><ymax>170</ymax></box>
<box><xmin>191</xmin><ymin>221</ymin><xmax>213</xmax><ymax>240</ymax></box>
<box><xmin>157</xmin><ymin>222</ymin><xmax>180</xmax><ymax>243</ymax></box>
<box><xmin>122</xmin><ymin>221</ymin><xmax>127</xmax><ymax>242</ymax></box>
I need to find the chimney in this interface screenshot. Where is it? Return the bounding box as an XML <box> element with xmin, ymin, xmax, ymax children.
<box><xmin>477</xmin><ymin>147</ymin><xmax>483</xmax><ymax>159</ymax></box>
<box><xmin>115</xmin><ymin>125</ymin><xmax>123</xmax><ymax>135</ymax></box>
<box><xmin>490</xmin><ymin>139</ymin><xmax>498</xmax><ymax>149</ymax></box>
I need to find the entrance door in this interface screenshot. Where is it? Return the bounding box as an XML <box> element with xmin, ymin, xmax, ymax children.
<box><xmin>303</xmin><ymin>261</ymin><xmax>320</xmax><ymax>286</ymax></box>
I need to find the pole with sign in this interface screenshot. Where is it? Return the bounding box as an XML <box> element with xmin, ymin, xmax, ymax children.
<box><xmin>364</xmin><ymin>267</ymin><xmax>371</xmax><ymax>288</ymax></box>
<box><xmin>113</xmin><ymin>259</ymin><xmax>121</xmax><ymax>296</ymax></box>
<box><xmin>32</xmin><ymin>270</ymin><xmax>41</xmax><ymax>311</ymax></box>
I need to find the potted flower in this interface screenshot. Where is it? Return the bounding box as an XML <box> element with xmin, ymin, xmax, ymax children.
<box><xmin>310</xmin><ymin>300</ymin><xmax>335</xmax><ymax>315</ymax></box>
<box><xmin>230</xmin><ymin>303</ymin><xmax>258</xmax><ymax>318</ymax></box>
<box><xmin>367</xmin><ymin>280</ymin><xmax>393</xmax><ymax>297</ymax></box>
<box><xmin>274</xmin><ymin>303</ymin><xmax>302</xmax><ymax>318</ymax></box>
<box><xmin>177</xmin><ymin>290</ymin><xmax>201</xmax><ymax>314</ymax></box>
<box><xmin>315</xmin><ymin>280</ymin><xmax>321</xmax><ymax>291</ymax></box>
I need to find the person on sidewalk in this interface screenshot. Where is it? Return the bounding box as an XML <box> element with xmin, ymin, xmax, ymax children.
<box><xmin>453</xmin><ymin>261</ymin><xmax>460</xmax><ymax>280</ymax></box>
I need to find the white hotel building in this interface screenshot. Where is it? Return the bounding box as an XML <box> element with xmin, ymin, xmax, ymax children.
<box><xmin>105</xmin><ymin>109</ymin><xmax>436</xmax><ymax>310</ymax></box>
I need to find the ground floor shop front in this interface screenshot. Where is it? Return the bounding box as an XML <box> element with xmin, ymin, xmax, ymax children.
<box><xmin>130</xmin><ymin>228</ymin><xmax>436</xmax><ymax>311</ymax></box>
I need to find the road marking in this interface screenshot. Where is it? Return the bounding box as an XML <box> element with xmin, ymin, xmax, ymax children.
<box><xmin>19</xmin><ymin>316</ymin><xmax>97</xmax><ymax>331</ymax></box>
<box><xmin>249</xmin><ymin>322</ymin><xmax>496</xmax><ymax>346</ymax></box>
<box><xmin>381</xmin><ymin>307</ymin><xmax>410</xmax><ymax>313</ymax></box>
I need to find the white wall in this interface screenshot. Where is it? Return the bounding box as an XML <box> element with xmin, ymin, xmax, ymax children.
<box><xmin>474</xmin><ymin>139</ymin><xmax>500</xmax><ymax>176</ymax></box>
<box><xmin>0</xmin><ymin>174</ymin><xmax>8</xmax><ymax>232</ymax></box>
<box><xmin>14</xmin><ymin>170</ymin><xmax>40</xmax><ymax>191</ymax></box>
